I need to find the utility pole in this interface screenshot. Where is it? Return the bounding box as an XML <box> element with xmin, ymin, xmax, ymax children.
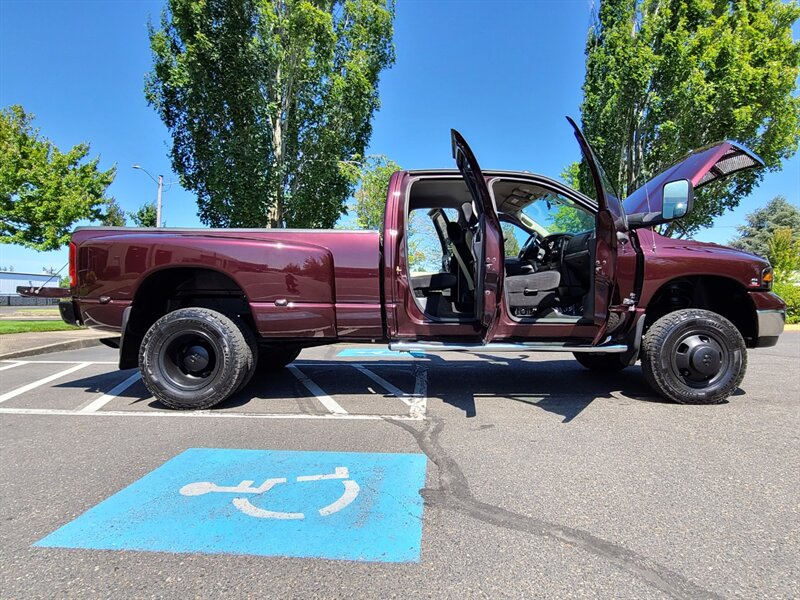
<box><xmin>156</xmin><ymin>174</ymin><xmax>163</xmax><ymax>228</ymax></box>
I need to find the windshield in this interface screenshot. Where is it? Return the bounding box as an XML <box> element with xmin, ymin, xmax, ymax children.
<box><xmin>520</xmin><ymin>192</ymin><xmax>594</xmax><ymax>236</ymax></box>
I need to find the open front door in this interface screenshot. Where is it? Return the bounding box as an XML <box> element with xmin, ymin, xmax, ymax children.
<box><xmin>451</xmin><ymin>129</ymin><xmax>504</xmax><ymax>342</ymax></box>
<box><xmin>565</xmin><ymin>117</ymin><xmax>628</xmax><ymax>343</ymax></box>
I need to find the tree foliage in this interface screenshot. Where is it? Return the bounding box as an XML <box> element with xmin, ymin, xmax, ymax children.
<box><xmin>579</xmin><ymin>0</ymin><xmax>800</xmax><ymax>235</ymax></box>
<box><xmin>767</xmin><ymin>226</ymin><xmax>800</xmax><ymax>281</ymax></box>
<box><xmin>129</xmin><ymin>202</ymin><xmax>158</xmax><ymax>228</ymax></box>
<box><xmin>549</xmin><ymin>205</ymin><xmax>595</xmax><ymax>233</ymax></box>
<box><xmin>729</xmin><ymin>196</ymin><xmax>800</xmax><ymax>258</ymax></box>
<box><xmin>146</xmin><ymin>0</ymin><xmax>395</xmax><ymax>230</ymax></box>
<box><xmin>341</xmin><ymin>155</ymin><xmax>399</xmax><ymax>230</ymax></box>
<box><xmin>0</xmin><ymin>105</ymin><xmax>116</xmax><ymax>250</ymax></box>
<box><xmin>102</xmin><ymin>199</ymin><xmax>127</xmax><ymax>226</ymax></box>
<box><xmin>501</xmin><ymin>223</ymin><xmax>520</xmax><ymax>257</ymax></box>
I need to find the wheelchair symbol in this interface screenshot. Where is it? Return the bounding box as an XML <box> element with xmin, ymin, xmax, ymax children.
<box><xmin>179</xmin><ymin>466</ymin><xmax>360</xmax><ymax>520</ymax></box>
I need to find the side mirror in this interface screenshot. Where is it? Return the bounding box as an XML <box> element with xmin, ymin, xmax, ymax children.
<box><xmin>662</xmin><ymin>180</ymin><xmax>692</xmax><ymax>220</ymax></box>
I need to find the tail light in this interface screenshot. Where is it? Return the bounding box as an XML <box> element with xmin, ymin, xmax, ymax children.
<box><xmin>68</xmin><ymin>241</ymin><xmax>77</xmax><ymax>289</ymax></box>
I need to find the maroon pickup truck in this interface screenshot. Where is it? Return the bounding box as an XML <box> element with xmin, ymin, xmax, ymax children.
<box><xmin>29</xmin><ymin>119</ymin><xmax>786</xmax><ymax>409</ymax></box>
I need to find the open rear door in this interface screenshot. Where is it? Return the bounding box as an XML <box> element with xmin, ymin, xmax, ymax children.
<box><xmin>451</xmin><ymin>129</ymin><xmax>504</xmax><ymax>342</ymax></box>
<box><xmin>565</xmin><ymin>117</ymin><xmax>628</xmax><ymax>343</ymax></box>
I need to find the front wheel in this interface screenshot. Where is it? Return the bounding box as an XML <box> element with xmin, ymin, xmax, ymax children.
<box><xmin>139</xmin><ymin>307</ymin><xmax>253</xmax><ymax>410</ymax></box>
<box><xmin>641</xmin><ymin>309</ymin><xmax>747</xmax><ymax>405</ymax></box>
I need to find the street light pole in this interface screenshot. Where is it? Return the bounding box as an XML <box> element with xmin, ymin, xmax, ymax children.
<box><xmin>132</xmin><ymin>164</ymin><xmax>165</xmax><ymax>228</ymax></box>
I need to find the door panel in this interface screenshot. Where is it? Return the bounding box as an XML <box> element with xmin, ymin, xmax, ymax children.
<box><xmin>451</xmin><ymin>129</ymin><xmax>504</xmax><ymax>341</ymax></box>
<box><xmin>565</xmin><ymin>117</ymin><xmax>627</xmax><ymax>342</ymax></box>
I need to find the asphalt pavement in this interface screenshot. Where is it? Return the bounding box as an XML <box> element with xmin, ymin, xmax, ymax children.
<box><xmin>0</xmin><ymin>335</ymin><xmax>798</xmax><ymax>599</ymax></box>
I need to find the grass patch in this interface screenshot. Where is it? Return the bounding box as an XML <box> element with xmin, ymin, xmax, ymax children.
<box><xmin>0</xmin><ymin>320</ymin><xmax>80</xmax><ymax>335</ymax></box>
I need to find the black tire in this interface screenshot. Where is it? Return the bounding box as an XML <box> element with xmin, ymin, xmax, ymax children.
<box><xmin>573</xmin><ymin>352</ymin><xmax>629</xmax><ymax>372</ymax></box>
<box><xmin>258</xmin><ymin>346</ymin><xmax>302</xmax><ymax>371</ymax></box>
<box><xmin>139</xmin><ymin>307</ymin><xmax>253</xmax><ymax>410</ymax></box>
<box><xmin>234</xmin><ymin>319</ymin><xmax>259</xmax><ymax>393</ymax></box>
<box><xmin>641</xmin><ymin>309</ymin><xmax>747</xmax><ymax>405</ymax></box>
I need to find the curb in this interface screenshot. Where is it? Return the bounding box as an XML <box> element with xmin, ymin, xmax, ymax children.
<box><xmin>0</xmin><ymin>337</ymin><xmax>107</xmax><ymax>361</ymax></box>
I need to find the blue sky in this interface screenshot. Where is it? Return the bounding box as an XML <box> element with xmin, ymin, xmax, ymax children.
<box><xmin>1</xmin><ymin>0</ymin><xmax>798</xmax><ymax>273</ymax></box>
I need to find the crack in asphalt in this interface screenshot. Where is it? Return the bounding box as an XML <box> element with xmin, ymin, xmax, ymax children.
<box><xmin>391</xmin><ymin>417</ymin><xmax>722</xmax><ymax>600</ymax></box>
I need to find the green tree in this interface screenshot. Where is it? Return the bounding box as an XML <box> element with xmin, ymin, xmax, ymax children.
<box><xmin>502</xmin><ymin>223</ymin><xmax>520</xmax><ymax>256</ymax></box>
<box><xmin>342</xmin><ymin>155</ymin><xmax>400</xmax><ymax>230</ymax></box>
<box><xmin>129</xmin><ymin>202</ymin><xmax>158</xmax><ymax>228</ymax></box>
<box><xmin>549</xmin><ymin>205</ymin><xmax>595</xmax><ymax>233</ymax></box>
<box><xmin>578</xmin><ymin>0</ymin><xmax>800</xmax><ymax>235</ymax></box>
<box><xmin>146</xmin><ymin>0</ymin><xmax>395</xmax><ymax>230</ymax></box>
<box><xmin>767</xmin><ymin>226</ymin><xmax>800</xmax><ymax>282</ymax></box>
<box><xmin>0</xmin><ymin>105</ymin><xmax>116</xmax><ymax>251</ymax></box>
<box><xmin>102</xmin><ymin>199</ymin><xmax>127</xmax><ymax>226</ymax></box>
<box><xmin>730</xmin><ymin>196</ymin><xmax>800</xmax><ymax>258</ymax></box>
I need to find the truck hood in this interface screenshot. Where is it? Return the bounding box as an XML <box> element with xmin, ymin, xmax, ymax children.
<box><xmin>623</xmin><ymin>141</ymin><xmax>764</xmax><ymax>217</ymax></box>
<box><xmin>650</xmin><ymin>231</ymin><xmax>769</xmax><ymax>265</ymax></box>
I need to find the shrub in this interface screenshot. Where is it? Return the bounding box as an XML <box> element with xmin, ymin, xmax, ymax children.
<box><xmin>774</xmin><ymin>281</ymin><xmax>800</xmax><ymax>324</ymax></box>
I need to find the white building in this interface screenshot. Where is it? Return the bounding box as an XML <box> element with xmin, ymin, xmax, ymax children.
<box><xmin>0</xmin><ymin>271</ymin><xmax>61</xmax><ymax>296</ymax></box>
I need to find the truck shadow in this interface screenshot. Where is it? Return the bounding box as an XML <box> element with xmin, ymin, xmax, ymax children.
<box><xmin>410</xmin><ymin>354</ymin><xmax>676</xmax><ymax>421</ymax></box>
<box><xmin>53</xmin><ymin>356</ymin><xmax>738</xmax><ymax>420</ymax></box>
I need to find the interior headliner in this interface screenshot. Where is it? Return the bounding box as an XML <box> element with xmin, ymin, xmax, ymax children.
<box><xmin>408</xmin><ymin>177</ymin><xmax>553</xmax><ymax>216</ymax></box>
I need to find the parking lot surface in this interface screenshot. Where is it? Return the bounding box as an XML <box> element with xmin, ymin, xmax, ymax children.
<box><xmin>1</xmin><ymin>334</ymin><xmax>798</xmax><ymax>599</ymax></box>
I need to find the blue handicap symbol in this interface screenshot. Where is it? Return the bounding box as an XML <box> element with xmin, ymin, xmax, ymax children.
<box><xmin>36</xmin><ymin>448</ymin><xmax>428</xmax><ymax>562</ymax></box>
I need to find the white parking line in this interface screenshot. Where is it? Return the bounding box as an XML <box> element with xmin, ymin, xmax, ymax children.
<box><xmin>353</xmin><ymin>364</ymin><xmax>412</xmax><ymax>406</ymax></box>
<box><xmin>0</xmin><ymin>361</ymin><xmax>26</xmax><ymax>372</ymax></box>
<box><xmin>0</xmin><ymin>359</ymin><xmax>425</xmax><ymax>419</ymax></box>
<box><xmin>0</xmin><ymin>360</ymin><xmax>117</xmax><ymax>365</ymax></box>
<box><xmin>0</xmin><ymin>362</ymin><xmax>92</xmax><ymax>404</ymax></box>
<box><xmin>287</xmin><ymin>365</ymin><xmax>348</xmax><ymax>415</ymax></box>
<box><xmin>78</xmin><ymin>372</ymin><xmax>142</xmax><ymax>413</ymax></box>
<box><xmin>411</xmin><ymin>365</ymin><xmax>428</xmax><ymax>419</ymax></box>
<box><xmin>0</xmin><ymin>407</ymin><xmax>420</xmax><ymax>421</ymax></box>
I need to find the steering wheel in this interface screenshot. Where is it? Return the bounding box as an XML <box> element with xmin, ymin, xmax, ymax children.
<box><xmin>518</xmin><ymin>232</ymin><xmax>542</xmax><ymax>261</ymax></box>
<box><xmin>539</xmin><ymin>233</ymin><xmax>573</xmax><ymax>262</ymax></box>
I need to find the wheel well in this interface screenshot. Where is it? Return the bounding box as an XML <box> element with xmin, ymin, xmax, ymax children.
<box><xmin>644</xmin><ymin>276</ymin><xmax>756</xmax><ymax>344</ymax></box>
<box><xmin>120</xmin><ymin>267</ymin><xmax>255</xmax><ymax>369</ymax></box>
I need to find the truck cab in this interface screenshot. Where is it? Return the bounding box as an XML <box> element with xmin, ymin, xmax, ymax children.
<box><xmin>378</xmin><ymin>121</ymin><xmax>784</xmax><ymax>405</ymax></box>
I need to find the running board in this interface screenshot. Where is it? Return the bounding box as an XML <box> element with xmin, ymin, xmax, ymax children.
<box><xmin>389</xmin><ymin>341</ymin><xmax>627</xmax><ymax>354</ymax></box>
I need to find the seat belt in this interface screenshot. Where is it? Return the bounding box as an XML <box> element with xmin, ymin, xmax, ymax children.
<box><xmin>447</xmin><ymin>241</ymin><xmax>475</xmax><ymax>290</ymax></box>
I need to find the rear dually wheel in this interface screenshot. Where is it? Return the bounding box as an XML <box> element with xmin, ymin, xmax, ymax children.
<box><xmin>139</xmin><ymin>307</ymin><xmax>253</xmax><ymax>410</ymax></box>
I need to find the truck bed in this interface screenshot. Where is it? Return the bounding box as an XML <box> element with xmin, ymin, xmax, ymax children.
<box><xmin>70</xmin><ymin>227</ymin><xmax>384</xmax><ymax>341</ymax></box>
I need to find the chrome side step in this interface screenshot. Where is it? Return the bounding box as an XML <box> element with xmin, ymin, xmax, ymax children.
<box><xmin>389</xmin><ymin>341</ymin><xmax>628</xmax><ymax>354</ymax></box>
